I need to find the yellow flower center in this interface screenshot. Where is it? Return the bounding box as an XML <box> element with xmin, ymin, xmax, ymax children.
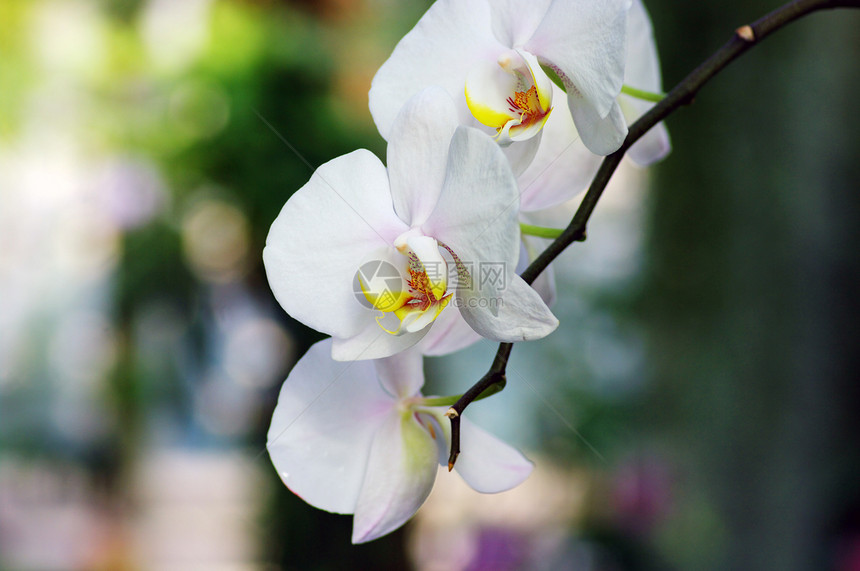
<box><xmin>358</xmin><ymin>236</ymin><xmax>454</xmax><ymax>336</ymax></box>
<box><xmin>464</xmin><ymin>48</ymin><xmax>553</xmax><ymax>144</ymax></box>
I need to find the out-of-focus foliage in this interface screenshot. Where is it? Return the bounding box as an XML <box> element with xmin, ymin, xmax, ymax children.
<box><xmin>0</xmin><ymin>0</ymin><xmax>426</xmax><ymax>567</ymax></box>
<box><xmin>638</xmin><ymin>2</ymin><xmax>860</xmax><ymax>569</ymax></box>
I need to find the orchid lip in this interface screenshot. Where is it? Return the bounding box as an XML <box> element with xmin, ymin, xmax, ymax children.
<box><xmin>465</xmin><ymin>48</ymin><xmax>553</xmax><ymax>144</ymax></box>
<box><xmin>358</xmin><ymin>234</ymin><xmax>454</xmax><ymax>336</ymax></box>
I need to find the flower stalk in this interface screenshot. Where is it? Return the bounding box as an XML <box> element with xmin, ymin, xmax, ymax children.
<box><xmin>447</xmin><ymin>0</ymin><xmax>860</xmax><ymax>469</ymax></box>
<box><xmin>520</xmin><ymin>223</ymin><xmax>564</xmax><ymax>239</ymax></box>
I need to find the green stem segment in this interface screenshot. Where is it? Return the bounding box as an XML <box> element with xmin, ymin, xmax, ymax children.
<box><xmin>621</xmin><ymin>84</ymin><xmax>666</xmax><ymax>102</ymax></box>
<box><xmin>421</xmin><ymin>381</ymin><xmax>504</xmax><ymax>408</ymax></box>
<box><xmin>520</xmin><ymin>223</ymin><xmax>564</xmax><ymax>239</ymax></box>
<box><xmin>539</xmin><ymin>63</ymin><xmax>665</xmax><ymax>103</ymax></box>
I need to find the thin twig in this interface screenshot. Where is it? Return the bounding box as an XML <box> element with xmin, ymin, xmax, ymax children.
<box><xmin>447</xmin><ymin>343</ymin><xmax>512</xmax><ymax>469</ymax></box>
<box><xmin>448</xmin><ymin>0</ymin><xmax>860</xmax><ymax>468</ymax></box>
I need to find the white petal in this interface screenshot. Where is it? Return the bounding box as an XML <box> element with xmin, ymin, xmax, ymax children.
<box><xmin>267</xmin><ymin>340</ymin><xmax>393</xmax><ymax>514</ymax></box>
<box><xmin>503</xmin><ymin>129</ymin><xmax>542</xmax><ymax>177</ymax></box>
<box><xmin>374</xmin><ymin>348</ymin><xmax>425</xmax><ymax>399</ymax></box>
<box><xmin>464</xmin><ymin>57</ymin><xmax>520</xmax><ymax>130</ymax></box>
<box><xmin>489</xmin><ymin>0</ymin><xmax>553</xmax><ymax>47</ymax></box>
<box><xmin>621</xmin><ymin>0</ymin><xmax>671</xmax><ymax>166</ymax></box>
<box><xmin>351</xmin><ymin>411</ymin><xmax>439</xmax><ymax>543</ymax></box>
<box><xmin>387</xmin><ymin>88</ymin><xmax>460</xmax><ymax>227</ymax></box>
<box><xmin>531</xmin><ymin>260</ymin><xmax>557</xmax><ymax>307</ymax></box>
<box><xmin>399</xmin><ymin>302</ymin><xmax>447</xmax><ymax>334</ymax></box>
<box><xmin>455</xmin><ymin>417</ymin><xmax>534</xmax><ymax>493</ymax></box>
<box><xmin>526</xmin><ymin>0</ymin><xmax>630</xmax><ymax>120</ymax></box>
<box><xmin>331</xmin><ymin>320</ymin><xmax>431</xmax><ymax>361</ymax></box>
<box><xmin>518</xmin><ymin>235</ymin><xmax>557</xmax><ymax>307</ymax></box>
<box><xmin>517</xmin><ymin>85</ymin><xmax>600</xmax><ymax>211</ymax></box>
<box><xmin>568</xmin><ymin>97</ymin><xmax>629</xmax><ymax>157</ymax></box>
<box><xmin>355</xmin><ymin>246</ymin><xmax>410</xmax><ymax>313</ymax></box>
<box><xmin>626</xmin><ymin>0</ymin><xmax>660</xmax><ymax>91</ymax></box>
<box><xmin>458</xmin><ymin>274</ymin><xmax>558</xmax><ymax>342</ymax></box>
<box><xmin>625</xmin><ymin>109</ymin><xmax>670</xmax><ymax>166</ymax></box>
<box><xmin>420</xmin><ymin>127</ymin><xmax>558</xmax><ymax>341</ymax></box>
<box><xmin>369</xmin><ymin>0</ymin><xmax>504</xmax><ymax>139</ymax></box>
<box><xmin>263</xmin><ymin>151</ymin><xmax>408</xmax><ymax>340</ymax></box>
<box><xmin>417</xmin><ymin>303</ymin><xmax>482</xmax><ymax>356</ymax></box>
<box><xmin>423</xmin><ymin>126</ymin><xmax>521</xmax><ymax>293</ymax></box>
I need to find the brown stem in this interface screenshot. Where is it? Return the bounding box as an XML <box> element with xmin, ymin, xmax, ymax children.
<box><xmin>446</xmin><ymin>343</ymin><xmax>512</xmax><ymax>469</ymax></box>
<box><xmin>448</xmin><ymin>0</ymin><xmax>860</xmax><ymax>468</ymax></box>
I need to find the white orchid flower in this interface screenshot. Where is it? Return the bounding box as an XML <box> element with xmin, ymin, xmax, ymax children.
<box><xmin>267</xmin><ymin>339</ymin><xmax>533</xmax><ymax>543</ymax></box>
<box><xmin>518</xmin><ymin>0</ymin><xmax>671</xmax><ymax>210</ymax></box>
<box><xmin>369</xmin><ymin>0</ymin><xmax>631</xmax><ymax>159</ymax></box>
<box><xmin>263</xmin><ymin>88</ymin><xmax>557</xmax><ymax>361</ymax></box>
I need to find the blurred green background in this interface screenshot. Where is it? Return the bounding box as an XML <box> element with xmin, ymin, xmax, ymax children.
<box><xmin>1</xmin><ymin>1</ymin><xmax>858</xmax><ymax>570</ymax></box>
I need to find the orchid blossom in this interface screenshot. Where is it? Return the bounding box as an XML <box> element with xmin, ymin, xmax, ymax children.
<box><xmin>369</xmin><ymin>0</ymin><xmax>631</xmax><ymax>160</ymax></box>
<box><xmin>267</xmin><ymin>339</ymin><xmax>533</xmax><ymax>543</ymax></box>
<box><xmin>515</xmin><ymin>0</ymin><xmax>671</xmax><ymax>211</ymax></box>
<box><xmin>263</xmin><ymin>88</ymin><xmax>557</xmax><ymax>361</ymax></box>
<box><xmin>370</xmin><ymin>0</ymin><xmax>670</xmax><ymax>215</ymax></box>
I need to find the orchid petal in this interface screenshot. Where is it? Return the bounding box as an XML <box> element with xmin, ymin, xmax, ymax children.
<box><xmin>503</xmin><ymin>128</ymin><xmax>543</xmax><ymax>177</ymax></box>
<box><xmin>504</xmin><ymin>110</ymin><xmax>552</xmax><ymax>144</ymax></box>
<box><xmin>531</xmin><ymin>259</ymin><xmax>557</xmax><ymax>307</ymax></box>
<box><xmin>622</xmin><ymin>0</ymin><xmax>671</xmax><ymax>165</ymax></box>
<box><xmin>395</xmin><ymin>295</ymin><xmax>451</xmax><ymax>334</ymax></box>
<box><xmin>369</xmin><ymin>0</ymin><xmax>504</xmax><ymax>138</ymax></box>
<box><xmin>454</xmin><ymin>417</ymin><xmax>534</xmax><ymax>493</ymax></box>
<box><xmin>423</xmin><ymin>126</ymin><xmax>520</xmax><ymax>287</ymax></box>
<box><xmin>526</xmin><ymin>0</ymin><xmax>629</xmax><ymax>118</ymax></box>
<box><xmin>517</xmin><ymin>84</ymin><xmax>600</xmax><ymax>211</ymax></box>
<box><xmin>568</xmin><ymin>97</ymin><xmax>628</xmax><ymax>157</ymax></box>
<box><xmin>623</xmin><ymin>101</ymin><xmax>670</xmax><ymax>166</ymax></box>
<box><xmin>267</xmin><ymin>340</ymin><xmax>393</xmax><ymax>514</ymax></box>
<box><xmin>464</xmin><ymin>59</ymin><xmax>520</xmax><ymax>129</ymax></box>
<box><xmin>331</xmin><ymin>320</ymin><xmax>431</xmax><ymax>361</ymax></box>
<box><xmin>525</xmin><ymin>0</ymin><xmax>630</xmax><ymax>153</ymax></box>
<box><xmin>374</xmin><ymin>348</ymin><xmax>425</xmax><ymax>400</ymax></box>
<box><xmin>519</xmin><ymin>236</ymin><xmax>557</xmax><ymax>307</ymax></box>
<box><xmin>422</xmin><ymin>126</ymin><xmax>557</xmax><ymax>341</ymax></box>
<box><xmin>263</xmin><ymin>151</ymin><xmax>408</xmax><ymax>341</ymax></box>
<box><xmin>357</xmin><ymin>248</ymin><xmax>411</xmax><ymax>313</ymax></box>
<box><xmin>387</xmin><ymin>88</ymin><xmax>460</xmax><ymax>227</ymax></box>
<box><xmin>351</xmin><ymin>411</ymin><xmax>439</xmax><ymax>543</ymax></box>
<box><xmin>458</xmin><ymin>274</ymin><xmax>558</xmax><ymax>342</ymax></box>
<box><xmin>417</xmin><ymin>303</ymin><xmax>482</xmax><ymax>356</ymax></box>
<box><xmin>489</xmin><ymin>0</ymin><xmax>552</xmax><ymax>47</ymax></box>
